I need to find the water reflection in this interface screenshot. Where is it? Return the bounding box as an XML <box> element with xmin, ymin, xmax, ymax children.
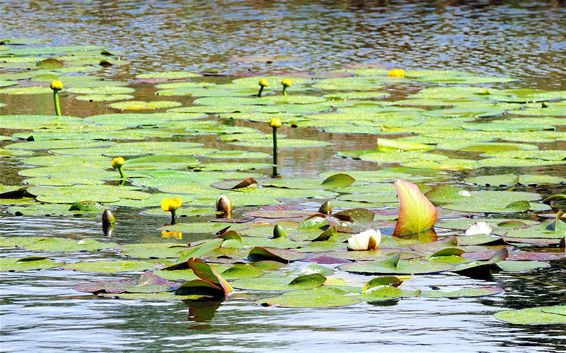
<box><xmin>0</xmin><ymin>1</ymin><xmax>564</xmax><ymax>89</ymax></box>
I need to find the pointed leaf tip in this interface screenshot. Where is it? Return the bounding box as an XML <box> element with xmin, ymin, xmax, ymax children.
<box><xmin>393</xmin><ymin>180</ymin><xmax>438</xmax><ymax>236</ymax></box>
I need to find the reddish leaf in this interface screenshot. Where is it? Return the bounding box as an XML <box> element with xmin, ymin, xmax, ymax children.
<box><xmin>393</xmin><ymin>180</ymin><xmax>438</xmax><ymax>236</ymax></box>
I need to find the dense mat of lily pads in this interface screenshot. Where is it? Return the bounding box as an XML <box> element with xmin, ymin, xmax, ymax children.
<box><xmin>0</xmin><ymin>41</ymin><xmax>564</xmax><ymax>323</ymax></box>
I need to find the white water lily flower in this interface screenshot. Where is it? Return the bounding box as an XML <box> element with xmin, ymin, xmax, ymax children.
<box><xmin>465</xmin><ymin>221</ymin><xmax>493</xmax><ymax>236</ymax></box>
<box><xmin>458</xmin><ymin>190</ymin><xmax>472</xmax><ymax>197</ymax></box>
<box><xmin>347</xmin><ymin>229</ymin><xmax>382</xmax><ymax>251</ymax></box>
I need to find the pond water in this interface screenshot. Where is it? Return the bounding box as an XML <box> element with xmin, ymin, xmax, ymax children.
<box><xmin>1</xmin><ymin>1</ymin><xmax>565</xmax><ymax>353</ymax></box>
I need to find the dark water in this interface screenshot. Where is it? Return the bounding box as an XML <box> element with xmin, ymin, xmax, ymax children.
<box><xmin>1</xmin><ymin>1</ymin><xmax>565</xmax><ymax>352</ymax></box>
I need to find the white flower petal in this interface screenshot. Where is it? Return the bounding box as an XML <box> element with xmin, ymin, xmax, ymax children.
<box><xmin>465</xmin><ymin>221</ymin><xmax>493</xmax><ymax>236</ymax></box>
<box><xmin>347</xmin><ymin>229</ymin><xmax>382</xmax><ymax>250</ymax></box>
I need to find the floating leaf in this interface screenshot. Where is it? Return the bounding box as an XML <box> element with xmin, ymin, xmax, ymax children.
<box><xmin>321</xmin><ymin>173</ymin><xmax>356</xmax><ymax>188</ymax></box>
<box><xmin>421</xmin><ymin>286</ymin><xmax>503</xmax><ymax>298</ymax></box>
<box><xmin>247</xmin><ymin>247</ymin><xmax>306</xmax><ymax>263</ymax></box>
<box><xmin>0</xmin><ymin>257</ymin><xmax>63</xmax><ymax>272</ymax></box>
<box><xmin>493</xmin><ymin>306</ymin><xmax>566</xmax><ymax>325</ymax></box>
<box><xmin>175</xmin><ymin>258</ymin><xmax>232</xmax><ymax>299</ymax></box>
<box><xmin>258</xmin><ymin>287</ymin><xmax>361</xmax><ymax>308</ymax></box>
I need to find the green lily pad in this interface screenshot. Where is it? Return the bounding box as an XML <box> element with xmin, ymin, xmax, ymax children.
<box><xmin>340</xmin><ymin>254</ymin><xmax>455</xmax><ymax>275</ymax></box>
<box><xmin>21</xmin><ymin>237</ymin><xmax>118</xmax><ymax>252</ymax></box>
<box><xmin>109</xmin><ymin>100</ymin><xmax>181</xmax><ymax>111</ymax></box>
<box><xmin>65</xmin><ymin>260</ymin><xmax>166</xmax><ymax>273</ymax></box>
<box><xmin>0</xmin><ymin>86</ymin><xmax>51</xmax><ymax>95</ymax></box>
<box><xmin>258</xmin><ymin>287</ymin><xmax>362</xmax><ymax>308</ymax></box>
<box><xmin>0</xmin><ymin>257</ymin><xmax>64</xmax><ymax>272</ymax></box>
<box><xmin>136</xmin><ymin>71</ymin><xmax>201</xmax><ymax>79</ymax></box>
<box><xmin>493</xmin><ymin>306</ymin><xmax>566</xmax><ymax>325</ymax></box>
<box><xmin>76</xmin><ymin>94</ymin><xmax>134</xmax><ymax>102</ymax></box>
<box><xmin>496</xmin><ymin>261</ymin><xmax>550</xmax><ymax>272</ymax></box>
<box><xmin>421</xmin><ymin>286</ymin><xmax>503</xmax><ymax>298</ymax></box>
<box><xmin>321</xmin><ymin>173</ymin><xmax>356</xmax><ymax>188</ymax></box>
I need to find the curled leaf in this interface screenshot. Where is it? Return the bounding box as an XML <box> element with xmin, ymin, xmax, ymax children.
<box><xmin>393</xmin><ymin>180</ymin><xmax>438</xmax><ymax>236</ymax></box>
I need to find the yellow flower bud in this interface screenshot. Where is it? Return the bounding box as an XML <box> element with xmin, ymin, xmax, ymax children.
<box><xmin>161</xmin><ymin>197</ymin><xmax>182</xmax><ymax>212</ymax></box>
<box><xmin>270</xmin><ymin>118</ymin><xmax>282</xmax><ymax>128</ymax></box>
<box><xmin>258</xmin><ymin>78</ymin><xmax>269</xmax><ymax>87</ymax></box>
<box><xmin>387</xmin><ymin>69</ymin><xmax>405</xmax><ymax>78</ymax></box>
<box><xmin>111</xmin><ymin>156</ymin><xmax>125</xmax><ymax>169</ymax></box>
<box><xmin>216</xmin><ymin>195</ymin><xmax>232</xmax><ymax>214</ymax></box>
<box><xmin>281</xmin><ymin>79</ymin><xmax>292</xmax><ymax>87</ymax></box>
<box><xmin>50</xmin><ymin>80</ymin><xmax>64</xmax><ymax>91</ymax></box>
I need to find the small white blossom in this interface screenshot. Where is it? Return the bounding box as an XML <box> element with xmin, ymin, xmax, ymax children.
<box><xmin>347</xmin><ymin>229</ymin><xmax>382</xmax><ymax>251</ymax></box>
<box><xmin>465</xmin><ymin>221</ymin><xmax>493</xmax><ymax>236</ymax></box>
<box><xmin>459</xmin><ymin>190</ymin><xmax>472</xmax><ymax>197</ymax></box>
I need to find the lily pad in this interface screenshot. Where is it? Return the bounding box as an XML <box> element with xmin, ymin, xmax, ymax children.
<box><xmin>0</xmin><ymin>257</ymin><xmax>63</xmax><ymax>272</ymax></box>
<box><xmin>258</xmin><ymin>287</ymin><xmax>361</xmax><ymax>308</ymax></box>
<box><xmin>493</xmin><ymin>306</ymin><xmax>566</xmax><ymax>325</ymax></box>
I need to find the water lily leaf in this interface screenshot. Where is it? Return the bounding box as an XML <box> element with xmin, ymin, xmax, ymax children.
<box><xmin>377</xmin><ymin>138</ymin><xmax>434</xmax><ymax>152</ymax></box>
<box><xmin>76</xmin><ymin>94</ymin><xmax>134</xmax><ymax>102</ymax></box>
<box><xmin>321</xmin><ymin>173</ymin><xmax>355</xmax><ymax>188</ymax></box>
<box><xmin>65</xmin><ymin>260</ymin><xmax>166</xmax><ymax>273</ymax></box>
<box><xmin>174</xmin><ymin>258</ymin><xmax>232</xmax><ymax>298</ymax></box>
<box><xmin>362</xmin><ymin>286</ymin><xmax>421</xmax><ymax>302</ymax></box>
<box><xmin>363</xmin><ymin>276</ymin><xmax>403</xmax><ymax>290</ymax></box>
<box><xmin>258</xmin><ymin>287</ymin><xmax>361</xmax><ymax>308</ymax></box>
<box><xmin>493</xmin><ymin>306</ymin><xmax>566</xmax><ymax>325</ymax></box>
<box><xmin>109</xmin><ymin>100</ymin><xmax>181</xmax><ymax>111</ymax></box>
<box><xmin>248</xmin><ymin>247</ymin><xmax>306</xmax><ymax>263</ymax></box>
<box><xmin>176</xmin><ymin>238</ymin><xmax>224</xmax><ymax>263</ymax></box>
<box><xmin>393</xmin><ymin>180</ymin><xmax>437</xmax><ymax>236</ymax></box>
<box><xmin>22</xmin><ymin>237</ymin><xmax>118</xmax><ymax>252</ymax></box>
<box><xmin>227</xmin><ymin>138</ymin><xmax>330</xmax><ymax>148</ymax></box>
<box><xmin>421</xmin><ymin>286</ymin><xmax>503</xmax><ymax>298</ymax></box>
<box><xmin>99</xmin><ymin>292</ymin><xmax>204</xmax><ymax>301</ymax></box>
<box><xmin>0</xmin><ymin>257</ymin><xmax>63</xmax><ymax>272</ymax></box>
<box><xmin>496</xmin><ymin>260</ymin><xmax>550</xmax><ymax>272</ymax></box>
<box><xmin>426</xmin><ymin>185</ymin><xmax>471</xmax><ymax>205</ymax></box>
<box><xmin>136</xmin><ymin>71</ymin><xmax>201</xmax><ymax>79</ymax></box>
<box><xmin>220</xmin><ymin>264</ymin><xmax>264</xmax><ymax>279</ymax></box>
<box><xmin>0</xmin><ymin>86</ymin><xmax>51</xmax><ymax>95</ymax></box>
<box><xmin>340</xmin><ymin>256</ymin><xmax>454</xmax><ymax>275</ymax></box>
<box><xmin>333</xmin><ymin>209</ymin><xmax>376</xmax><ymax>222</ymax></box>
<box><xmin>288</xmin><ymin>273</ymin><xmax>327</xmax><ymax>289</ymax></box>
<box><xmin>442</xmin><ymin>190</ymin><xmax>542</xmax><ymax>214</ymax></box>
<box><xmin>120</xmin><ymin>243</ymin><xmax>188</xmax><ymax>259</ymax></box>
<box><xmin>75</xmin><ymin>272</ymin><xmax>175</xmax><ymax>294</ymax></box>
<box><xmin>28</xmin><ymin>185</ymin><xmax>150</xmax><ymax>204</ymax></box>
<box><xmin>68</xmin><ymin>86</ymin><xmax>135</xmax><ymax>94</ymax></box>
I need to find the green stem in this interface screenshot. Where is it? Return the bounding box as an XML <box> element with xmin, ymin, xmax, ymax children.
<box><xmin>272</xmin><ymin>127</ymin><xmax>278</xmax><ymax>178</ymax></box>
<box><xmin>171</xmin><ymin>210</ymin><xmax>176</xmax><ymax>225</ymax></box>
<box><xmin>258</xmin><ymin>86</ymin><xmax>264</xmax><ymax>97</ymax></box>
<box><xmin>282</xmin><ymin>86</ymin><xmax>287</xmax><ymax>96</ymax></box>
<box><xmin>53</xmin><ymin>91</ymin><xmax>61</xmax><ymax>116</ymax></box>
<box><xmin>117</xmin><ymin>166</ymin><xmax>126</xmax><ymax>180</ymax></box>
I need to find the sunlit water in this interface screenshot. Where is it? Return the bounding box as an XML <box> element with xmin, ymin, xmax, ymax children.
<box><xmin>1</xmin><ymin>1</ymin><xmax>565</xmax><ymax>352</ymax></box>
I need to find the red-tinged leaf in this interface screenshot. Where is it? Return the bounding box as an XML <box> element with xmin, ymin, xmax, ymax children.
<box><xmin>393</xmin><ymin>180</ymin><xmax>438</xmax><ymax>236</ymax></box>
<box><xmin>187</xmin><ymin>258</ymin><xmax>233</xmax><ymax>296</ymax></box>
<box><xmin>231</xmin><ymin>177</ymin><xmax>259</xmax><ymax>190</ymax></box>
<box><xmin>174</xmin><ymin>279</ymin><xmax>224</xmax><ymax>298</ymax></box>
<box><xmin>247</xmin><ymin>247</ymin><xmax>306</xmax><ymax>263</ymax></box>
<box><xmin>307</xmin><ymin>255</ymin><xmax>352</xmax><ymax>264</ymax></box>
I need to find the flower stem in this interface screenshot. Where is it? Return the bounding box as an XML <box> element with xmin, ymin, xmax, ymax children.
<box><xmin>170</xmin><ymin>210</ymin><xmax>176</xmax><ymax>225</ymax></box>
<box><xmin>117</xmin><ymin>166</ymin><xmax>126</xmax><ymax>180</ymax></box>
<box><xmin>53</xmin><ymin>91</ymin><xmax>61</xmax><ymax>116</ymax></box>
<box><xmin>258</xmin><ymin>86</ymin><xmax>264</xmax><ymax>97</ymax></box>
<box><xmin>282</xmin><ymin>86</ymin><xmax>287</xmax><ymax>96</ymax></box>
<box><xmin>272</xmin><ymin>126</ymin><xmax>278</xmax><ymax>178</ymax></box>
